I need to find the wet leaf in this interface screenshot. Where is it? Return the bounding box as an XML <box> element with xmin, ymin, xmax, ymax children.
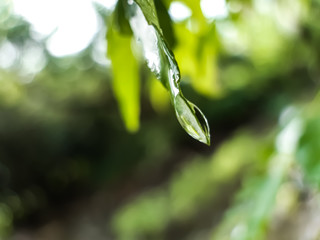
<box><xmin>133</xmin><ymin>0</ymin><xmax>161</xmax><ymax>30</ymax></box>
<box><xmin>127</xmin><ymin>0</ymin><xmax>211</xmax><ymax>145</ymax></box>
<box><xmin>154</xmin><ymin>0</ymin><xmax>176</xmax><ymax>48</ymax></box>
<box><xmin>173</xmin><ymin>94</ymin><xmax>210</xmax><ymax>144</ymax></box>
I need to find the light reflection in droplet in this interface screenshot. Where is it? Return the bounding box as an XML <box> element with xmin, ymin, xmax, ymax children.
<box><xmin>129</xmin><ymin>4</ymin><xmax>161</xmax><ymax>76</ymax></box>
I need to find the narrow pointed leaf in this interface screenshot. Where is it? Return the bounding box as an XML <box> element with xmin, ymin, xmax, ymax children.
<box><xmin>174</xmin><ymin>94</ymin><xmax>210</xmax><ymax>145</ymax></box>
<box><xmin>114</xmin><ymin>0</ymin><xmax>133</xmax><ymax>35</ymax></box>
<box><xmin>107</xmin><ymin>26</ymin><xmax>140</xmax><ymax>132</ymax></box>
<box><xmin>154</xmin><ymin>0</ymin><xmax>176</xmax><ymax>48</ymax></box>
<box><xmin>126</xmin><ymin>0</ymin><xmax>211</xmax><ymax>145</ymax></box>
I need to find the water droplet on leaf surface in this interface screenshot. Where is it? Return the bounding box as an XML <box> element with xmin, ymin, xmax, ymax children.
<box><xmin>174</xmin><ymin>94</ymin><xmax>210</xmax><ymax>145</ymax></box>
<box><xmin>126</xmin><ymin>0</ymin><xmax>211</xmax><ymax>145</ymax></box>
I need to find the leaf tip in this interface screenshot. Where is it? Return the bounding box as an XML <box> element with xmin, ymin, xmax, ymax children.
<box><xmin>173</xmin><ymin>94</ymin><xmax>211</xmax><ymax>146</ymax></box>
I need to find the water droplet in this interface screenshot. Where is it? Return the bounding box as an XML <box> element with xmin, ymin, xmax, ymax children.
<box><xmin>127</xmin><ymin>1</ymin><xmax>211</xmax><ymax>145</ymax></box>
<box><xmin>129</xmin><ymin>4</ymin><xmax>161</xmax><ymax>76</ymax></box>
<box><xmin>173</xmin><ymin>94</ymin><xmax>210</xmax><ymax>145</ymax></box>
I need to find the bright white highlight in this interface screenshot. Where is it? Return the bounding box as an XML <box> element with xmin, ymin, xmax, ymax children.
<box><xmin>12</xmin><ymin>0</ymin><xmax>101</xmax><ymax>57</ymax></box>
<box><xmin>169</xmin><ymin>2</ymin><xmax>192</xmax><ymax>22</ymax></box>
<box><xmin>0</xmin><ymin>41</ymin><xmax>18</xmax><ymax>69</ymax></box>
<box><xmin>129</xmin><ymin>4</ymin><xmax>161</xmax><ymax>76</ymax></box>
<box><xmin>20</xmin><ymin>42</ymin><xmax>47</xmax><ymax>75</ymax></box>
<box><xmin>45</xmin><ymin>0</ymin><xmax>99</xmax><ymax>57</ymax></box>
<box><xmin>200</xmin><ymin>0</ymin><xmax>228</xmax><ymax>20</ymax></box>
<box><xmin>276</xmin><ymin>116</ymin><xmax>303</xmax><ymax>155</ymax></box>
<box><xmin>92</xmin><ymin>29</ymin><xmax>110</xmax><ymax>66</ymax></box>
<box><xmin>93</xmin><ymin>0</ymin><xmax>117</xmax><ymax>10</ymax></box>
<box><xmin>13</xmin><ymin>0</ymin><xmax>60</xmax><ymax>36</ymax></box>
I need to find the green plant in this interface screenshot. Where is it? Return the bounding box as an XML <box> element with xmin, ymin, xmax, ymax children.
<box><xmin>107</xmin><ymin>0</ymin><xmax>210</xmax><ymax>145</ymax></box>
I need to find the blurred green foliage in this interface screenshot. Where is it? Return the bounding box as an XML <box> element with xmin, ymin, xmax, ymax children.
<box><xmin>0</xmin><ymin>0</ymin><xmax>320</xmax><ymax>239</ymax></box>
<box><xmin>112</xmin><ymin>132</ymin><xmax>272</xmax><ymax>239</ymax></box>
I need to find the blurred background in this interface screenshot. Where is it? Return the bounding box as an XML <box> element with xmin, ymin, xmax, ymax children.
<box><xmin>0</xmin><ymin>0</ymin><xmax>320</xmax><ymax>239</ymax></box>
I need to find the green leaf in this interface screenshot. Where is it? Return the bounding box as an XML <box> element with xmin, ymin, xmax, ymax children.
<box><xmin>173</xmin><ymin>94</ymin><xmax>210</xmax><ymax>144</ymax></box>
<box><xmin>114</xmin><ymin>0</ymin><xmax>133</xmax><ymax>35</ymax></box>
<box><xmin>149</xmin><ymin>75</ymin><xmax>170</xmax><ymax>113</ymax></box>
<box><xmin>154</xmin><ymin>0</ymin><xmax>176</xmax><ymax>48</ymax></box>
<box><xmin>133</xmin><ymin>0</ymin><xmax>161</xmax><ymax>31</ymax></box>
<box><xmin>126</xmin><ymin>0</ymin><xmax>211</xmax><ymax>145</ymax></box>
<box><xmin>297</xmin><ymin>119</ymin><xmax>320</xmax><ymax>187</ymax></box>
<box><xmin>107</xmin><ymin>23</ymin><xmax>140</xmax><ymax>132</ymax></box>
